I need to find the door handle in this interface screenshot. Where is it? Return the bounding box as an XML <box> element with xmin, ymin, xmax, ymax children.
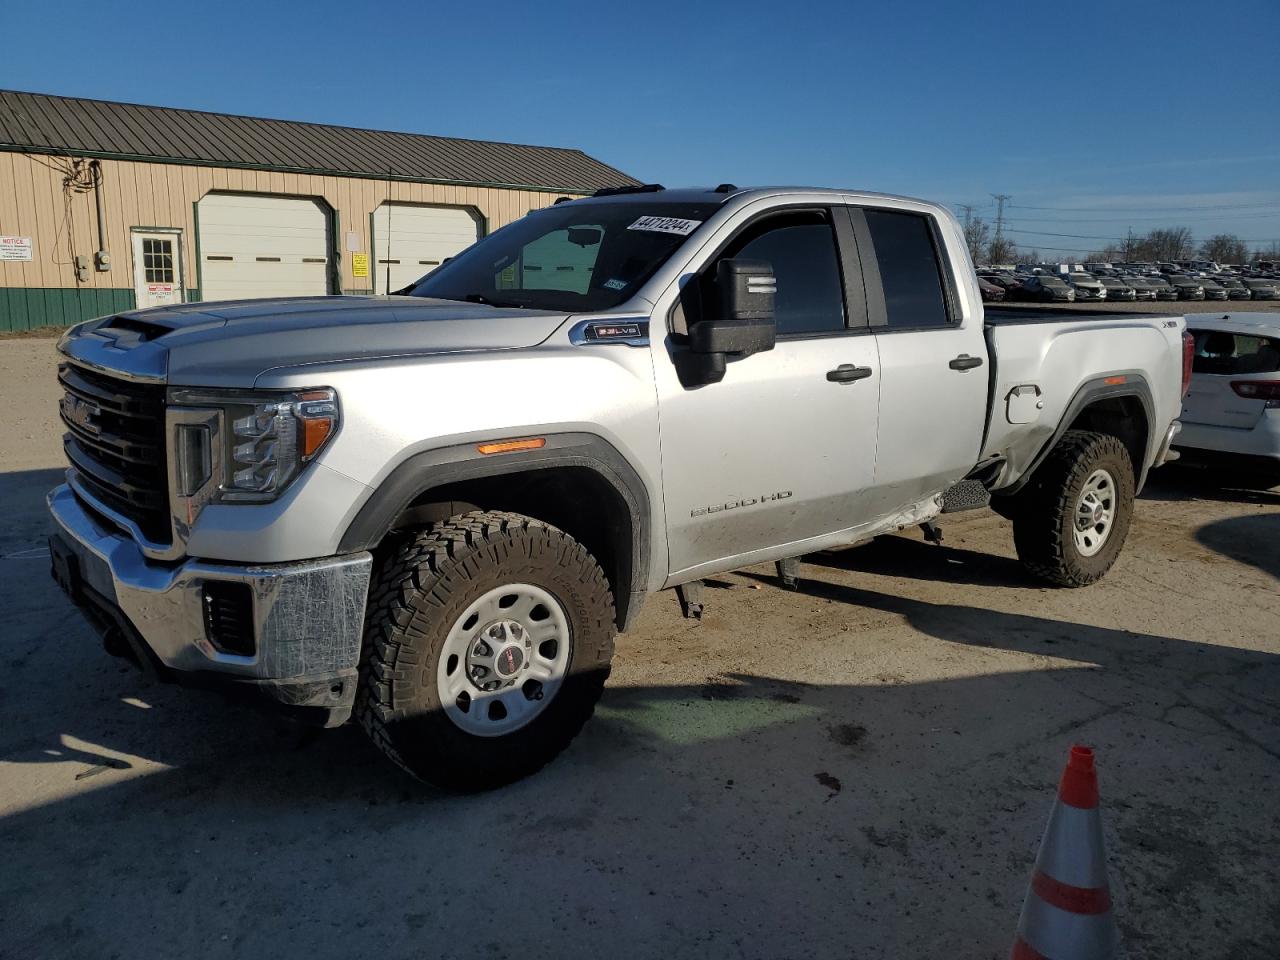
<box><xmin>826</xmin><ymin>364</ymin><xmax>874</xmax><ymax>383</ymax></box>
<box><xmin>949</xmin><ymin>354</ymin><xmax>984</xmax><ymax>371</ymax></box>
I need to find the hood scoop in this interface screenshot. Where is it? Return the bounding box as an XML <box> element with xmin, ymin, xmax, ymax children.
<box><xmin>99</xmin><ymin>314</ymin><xmax>175</xmax><ymax>343</ymax></box>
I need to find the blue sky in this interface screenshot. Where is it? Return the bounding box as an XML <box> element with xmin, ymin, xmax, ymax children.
<box><xmin>5</xmin><ymin>0</ymin><xmax>1279</xmax><ymax>255</ymax></box>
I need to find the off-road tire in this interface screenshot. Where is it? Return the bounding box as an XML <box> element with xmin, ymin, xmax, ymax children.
<box><xmin>355</xmin><ymin>510</ymin><xmax>615</xmax><ymax>791</ymax></box>
<box><xmin>1011</xmin><ymin>430</ymin><xmax>1135</xmax><ymax>587</ymax></box>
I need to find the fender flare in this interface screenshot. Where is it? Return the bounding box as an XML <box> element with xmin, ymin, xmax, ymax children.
<box><xmin>337</xmin><ymin>432</ymin><xmax>651</xmax><ymax>630</ymax></box>
<box><xmin>1001</xmin><ymin>373</ymin><xmax>1157</xmax><ymax>496</ymax></box>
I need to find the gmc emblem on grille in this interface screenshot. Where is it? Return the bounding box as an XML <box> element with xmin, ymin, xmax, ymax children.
<box><xmin>62</xmin><ymin>395</ymin><xmax>102</xmax><ymax>436</ymax></box>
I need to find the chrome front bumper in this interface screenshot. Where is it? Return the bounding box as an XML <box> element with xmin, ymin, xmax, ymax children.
<box><xmin>48</xmin><ymin>483</ymin><xmax>372</xmax><ymax>724</ymax></box>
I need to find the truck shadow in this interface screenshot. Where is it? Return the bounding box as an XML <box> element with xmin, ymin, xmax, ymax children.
<box><xmin>1195</xmin><ymin>513</ymin><xmax>1280</xmax><ymax>581</ymax></box>
<box><xmin>806</xmin><ymin>534</ymin><xmax>1034</xmax><ymax>588</ymax></box>
<box><xmin>0</xmin><ymin>467</ymin><xmax>64</xmax><ymax>556</ymax></box>
<box><xmin>2</xmin><ymin>467</ymin><xmax>1278</xmax><ymax>959</ymax></box>
<box><xmin>1140</xmin><ymin>464</ymin><xmax>1280</xmax><ymax>505</ymax></box>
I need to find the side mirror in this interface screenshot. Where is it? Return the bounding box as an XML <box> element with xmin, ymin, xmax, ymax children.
<box><xmin>682</xmin><ymin>259</ymin><xmax>777</xmax><ymax>384</ymax></box>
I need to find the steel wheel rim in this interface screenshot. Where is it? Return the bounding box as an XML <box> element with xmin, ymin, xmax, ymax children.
<box><xmin>1073</xmin><ymin>468</ymin><xmax>1116</xmax><ymax>557</ymax></box>
<box><xmin>437</xmin><ymin>583</ymin><xmax>571</xmax><ymax>737</ymax></box>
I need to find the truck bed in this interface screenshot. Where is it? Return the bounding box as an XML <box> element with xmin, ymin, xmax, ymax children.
<box><xmin>984</xmin><ymin>305</ymin><xmax>1165</xmax><ymax>326</ymax></box>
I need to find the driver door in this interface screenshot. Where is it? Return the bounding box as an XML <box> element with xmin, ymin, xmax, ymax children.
<box><xmin>651</xmin><ymin>205</ymin><xmax>881</xmax><ymax>581</ymax></box>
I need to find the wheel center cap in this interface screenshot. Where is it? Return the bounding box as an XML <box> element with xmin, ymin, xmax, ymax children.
<box><xmin>494</xmin><ymin>644</ymin><xmax>524</xmax><ymax>678</ymax></box>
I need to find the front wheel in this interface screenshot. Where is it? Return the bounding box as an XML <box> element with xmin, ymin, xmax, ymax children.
<box><xmin>1011</xmin><ymin>430</ymin><xmax>1136</xmax><ymax>587</ymax></box>
<box><xmin>355</xmin><ymin>511</ymin><xmax>616</xmax><ymax>791</ymax></box>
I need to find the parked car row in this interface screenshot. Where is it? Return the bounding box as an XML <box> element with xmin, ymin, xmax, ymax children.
<box><xmin>975</xmin><ymin>260</ymin><xmax>1280</xmax><ymax>303</ymax></box>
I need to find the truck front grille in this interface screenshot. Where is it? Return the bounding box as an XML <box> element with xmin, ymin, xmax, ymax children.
<box><xmin>58</xmin><ymin>363</ymin><xmax>170</xmax><ymax>544</ymax></box>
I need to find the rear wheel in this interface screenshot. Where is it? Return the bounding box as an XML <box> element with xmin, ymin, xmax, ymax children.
<box><xmin>1011</xmin><ymin>430</ymin><xmax>1136</xmax><ymax>587</ymax></box>
<box><xmin>355</xmin><ymin>510</ymin><xmax>615</xmax><ymax>791</ymax></box>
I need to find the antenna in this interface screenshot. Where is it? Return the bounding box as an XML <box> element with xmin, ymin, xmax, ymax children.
<box><xmin>385</xmin><ymin>167</ymin><xmax>393</xmax><ymax>296</ymax></box>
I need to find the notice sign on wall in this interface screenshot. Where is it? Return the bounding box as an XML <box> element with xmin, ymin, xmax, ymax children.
<box><xmin>0</xmin><ymin>236</ymin><xmax>33</xmax><ymax>261</ymax></box>
<box><xmin>352</xmin><ymin>252</ymin><xmax>369</xmax><ymax>278</ymax></box>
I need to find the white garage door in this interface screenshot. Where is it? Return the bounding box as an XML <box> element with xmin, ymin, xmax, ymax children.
<box><xmin>198</xmin><ymin>193</ymin><xmax>331</xmax><ymax>301</ymax></box>
<box><xmin>373</xmin><ymin>204</ymin><xmax>482</xmax><ymax>294</ymax></box>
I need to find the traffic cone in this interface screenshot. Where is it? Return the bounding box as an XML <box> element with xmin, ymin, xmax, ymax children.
<box><xmin>1010</xmin><ymin>745</ymin><xmax>1119</xmax><ymax>960</ymax></box>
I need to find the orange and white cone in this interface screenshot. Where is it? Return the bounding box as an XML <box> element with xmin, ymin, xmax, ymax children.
<box><xmin>1010</xmin><ymin>745</ymin><xmax>1119</xmax><ymax>960</ymax></box>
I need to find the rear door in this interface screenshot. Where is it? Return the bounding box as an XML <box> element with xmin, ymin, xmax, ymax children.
<box><xmin>1183</xmin><ymin>328</ymin><xmax>1280</xmax><ymax>429</ymax></box>
<box><xmin>850</xmin><ymin>205</ymin><xmax>989</xmax><ymax>514</ymax></box>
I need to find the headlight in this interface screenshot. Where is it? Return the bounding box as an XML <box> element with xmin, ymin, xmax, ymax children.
<box><xmin>168</xmin><ymin>387</ymin><xmax>339</xmax><ymax>503</ymax></box>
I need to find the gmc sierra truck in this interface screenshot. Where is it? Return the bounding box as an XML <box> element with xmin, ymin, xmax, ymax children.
<box><xmin>47</xmin><ymin>185</ymin><xmax>1191</xmax><ymax>790</ymax></box>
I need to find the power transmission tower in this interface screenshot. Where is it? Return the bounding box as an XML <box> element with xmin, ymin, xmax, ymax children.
<box><xmin>991</xmin><ymin>194</ymin><xmax>1011</xmax><ymax>244</ymax></box>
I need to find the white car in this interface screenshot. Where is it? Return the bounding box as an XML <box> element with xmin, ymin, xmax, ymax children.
<box><xmin>1177</xmin><ymin>314</ymin><xmax>1280</xmax><ymax>478</ymax></box>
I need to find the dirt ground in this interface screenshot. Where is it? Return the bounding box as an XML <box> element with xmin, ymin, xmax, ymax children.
<box><xmin>1</xmin><ymin>337</ymin><xmax>1277</xmax><ymax>960</ymax></box>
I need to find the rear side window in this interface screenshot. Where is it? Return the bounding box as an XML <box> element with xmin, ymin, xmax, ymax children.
<box><xmin>721</xmin><ymin>211</ymin><xmax>846</xmax><ymax>336</ymax></box>
<box><xmin>1191</xmin><ymin>330</ymin><xmax>1280</xmax><ymax>375</ymax></box>
<box><xmin>864</xmin><ymin>209</ymin><xmax>951</xmax><ymax>329</ymax></box>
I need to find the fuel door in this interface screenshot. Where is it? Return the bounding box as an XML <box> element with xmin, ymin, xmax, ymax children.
<box><xmin>1006</xmin><ymin>384</ymin><xmax>1044</xmax><ymax>424</ymax></box>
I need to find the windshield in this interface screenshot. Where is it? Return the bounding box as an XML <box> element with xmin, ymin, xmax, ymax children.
<box><xmin>407</xmin><ymin>201</ymin><xmax>719</xmax><ymax>311</ymax></box>
<box><xmin>1041</xmin><ymin>278</ymin><xmax>1067</xmax><ymax>286</ymax></box>
<box><xmin>1070</xmin><ymin>274</ymin><xmax>1095</xmax><ymax>282</ymax></box>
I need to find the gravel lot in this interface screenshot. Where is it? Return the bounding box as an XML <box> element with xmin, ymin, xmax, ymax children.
<box><xmin>1</xmin><ymin>336</ymin><xmax>1277</xmax><ymax>960</ymax></box>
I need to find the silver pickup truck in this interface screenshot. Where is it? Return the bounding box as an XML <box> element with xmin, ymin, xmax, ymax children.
<box><xmin>48</xmin><ymin>185</ymin><xmax>1190</xmax><ymax>789</ymax></box>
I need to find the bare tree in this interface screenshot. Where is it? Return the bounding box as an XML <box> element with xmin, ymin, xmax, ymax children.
<box><xmin>1253</xmin><ymin>241</ymin><xmax>1280</xmax><ymax>264</ymax></box>
<box><xmin>1142</xmin><ymin>227</ymin><xmax>1194</xmax><ymax>261</ymax></box>
<box><xmin>986</xmin><ymin>236</ymin><xmax>1018</xmax><ymax>264</ymax></box>
<box><xmin>1199</xmin><ymin>233</ymin><xmax>1247</xmax><ymax>265</ymax></box>
<box><xmin>963</xmin><ymin>214</ymin><xmax>991</xmax><ymax>263</ymax></box>
<box><xmin>1090</xmin><ymin>227</ymin><xmax>1195</xmax><ymax>263</ymax></box>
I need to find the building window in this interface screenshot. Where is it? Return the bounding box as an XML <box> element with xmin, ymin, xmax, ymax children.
<box><xmin>143</xmin><ymin>238</ymin><xmax>175</xmax><ymax>284</ymax></box>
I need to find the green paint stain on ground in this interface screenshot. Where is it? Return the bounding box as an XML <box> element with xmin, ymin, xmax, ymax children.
<box><xmin>597</xmin><ymin>696</ymin><xmax>820</xmax><ymax>746</ymax></box>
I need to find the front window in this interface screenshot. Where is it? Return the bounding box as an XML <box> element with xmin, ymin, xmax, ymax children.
<box><xmin>407</xmin><ymin>201</ymin><xmax>719</xmax><ymax>311</ymax></box>
<box><xmin>720</xmin><ymin>211</ymin><xmax>846</xmax><ymax>336</ymax></box>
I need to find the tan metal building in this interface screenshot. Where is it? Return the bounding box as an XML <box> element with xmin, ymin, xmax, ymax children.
<box><xmin>0</xmin><ymin>90</ymin><xmax>637</xmax><ymax>331</ymax></box>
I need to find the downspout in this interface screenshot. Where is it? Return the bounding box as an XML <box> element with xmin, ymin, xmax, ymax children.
<box><xmin>90</xmin><ymin>160</ymin><xmax>110</xmax><ymax>271</ymax></box>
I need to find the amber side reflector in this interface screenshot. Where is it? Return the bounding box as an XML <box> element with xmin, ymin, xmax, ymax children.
<box><xmin>302</xmin><ymin>417</ymin><xmax>333</xmax><ymax>457</ymax></box>
<box><xmin>1103</xmin><ymin>375</ymin><xmax>1127</xmax><ymax>386</ymax></box>
<box><xmin>477</xmin><ymin>437</ymin><xmax>546</xmax><ymax>456</ymax></box>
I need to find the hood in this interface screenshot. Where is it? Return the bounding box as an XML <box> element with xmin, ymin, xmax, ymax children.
<box><xmin>60</xmin><ymin>296</ymin><xmax>571</xmax><ymax>387</ymax></box>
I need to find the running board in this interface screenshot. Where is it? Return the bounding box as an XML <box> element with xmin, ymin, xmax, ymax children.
<box><xmin>940</xmin><ymin>480</ymin><xmax>991</xmax><ymax>514</ymax></box>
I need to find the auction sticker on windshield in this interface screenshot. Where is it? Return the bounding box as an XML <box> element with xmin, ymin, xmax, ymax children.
<box><xmin>627</xmin><ymin>216</ymin><xmax>702</xmax><ymax>236</ymax></box>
